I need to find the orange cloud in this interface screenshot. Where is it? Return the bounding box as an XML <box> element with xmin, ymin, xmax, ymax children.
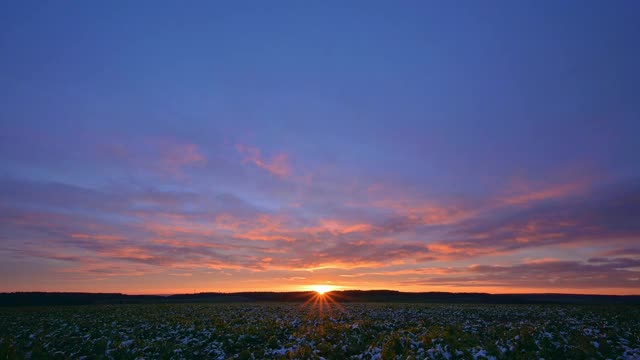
<box><xmin>425</xmin><ymin>242</ymin><xmax>504</xmax><ymax>259</ymax></box>
<box><xmin>293</xmin><ymin>260</ymin><xmax>387</xmax><ymax>272</ymax></box>
<box><xmin>215</xmin><ymin>212</ymin><xmax>377</xmax><ymax>242</ymax></box>
<box><xmin>105</xmin><ymin>246</ymin><xmax>156</xmax><ymax>261</ymax></box>
<box><xmin>337</xmin><ymin>266</ymin><xmax>462</xmax><ymax>278</ymax></box>
<box><xmin>313</xmin><ymin>219</ymin><xmax>374</xmax><ymax>235</ymax></box>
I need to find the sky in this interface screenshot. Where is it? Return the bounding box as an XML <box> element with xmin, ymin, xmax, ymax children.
<box><xmin>1</xmin><ymin>1</ymin><xmax>639</xmax><ymax>295</ymax></box>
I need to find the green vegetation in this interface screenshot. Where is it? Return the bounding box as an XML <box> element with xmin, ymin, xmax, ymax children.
<box><xmin>1</xmin><ymin>303</ymin><xmax>638</xmax><ymax>359</ymax></box>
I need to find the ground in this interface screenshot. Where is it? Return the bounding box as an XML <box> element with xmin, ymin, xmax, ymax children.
<box><xmin>1</xmin><ymin>303</ymin><xmax>639</xmax><ymax>359</ymax></box>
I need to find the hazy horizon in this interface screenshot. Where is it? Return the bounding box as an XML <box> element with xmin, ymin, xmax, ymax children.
<box><xmin>1</xmin><ymin>1</ymin><xmax>639</xmax><ymax>295</ymax></box>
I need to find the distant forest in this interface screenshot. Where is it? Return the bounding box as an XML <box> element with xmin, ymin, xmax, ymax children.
<box><xmin>1</xmin><ymin>291</ymin><xmax>639</xmax><ymax>306</ymax></box>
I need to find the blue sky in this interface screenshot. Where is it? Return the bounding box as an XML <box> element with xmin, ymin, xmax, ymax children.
<box><xmin>1</xmin><ymin>1</ymin><xmax>639</xmax><ymax>294</ymax></box>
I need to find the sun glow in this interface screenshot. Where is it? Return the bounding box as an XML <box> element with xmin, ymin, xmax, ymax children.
<box><xmin>301</xmin><ymin>285</ymin><xmax>344</xmax><ymax>316</ymax></box>
<box><xmin>311</xmin><ymin>285</ymin><xmax>332</xmax><ymax>294</ymax></box>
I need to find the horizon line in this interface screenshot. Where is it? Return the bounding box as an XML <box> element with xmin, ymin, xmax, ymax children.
<box><xmin>3</xmin><ymin>290</ymin><xmax>639</xmax><ymax>297</ymax></box>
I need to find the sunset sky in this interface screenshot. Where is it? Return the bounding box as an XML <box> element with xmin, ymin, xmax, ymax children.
<box><xmin>1</xmin><ymin>1</ymin><xmax>639</xmax><ymax>295</ymax></box>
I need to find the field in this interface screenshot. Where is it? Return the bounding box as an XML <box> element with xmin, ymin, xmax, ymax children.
<box><xmin>1</xmin><ymin>302</ymin><xmax>639</xmax><ymax>359</ymax></box>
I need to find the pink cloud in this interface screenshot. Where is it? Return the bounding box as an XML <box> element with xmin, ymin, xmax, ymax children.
<box><xmin>236</xmin><ymin>143</ymin><xmax>291</xmax><ymax>178</ymax></box>
<box><xmin>362</xmin><ymin>183</ymin><xmax>472</xmax><ymax>226</ymax></box>
<box><xmin>154</xmin><ymin>138</ymin><xmax>205</xmax><ymax>177</ymax></box>
<box><xmin>161</xmin><ymin>142</ymin><xmax>205</xmax><ymax>168</ymax></box>
<box><xmin>215</xmin><ymin>213</ymin><xmax>300</xmax><ymax>242</ymax></box>
<box><xmin>499</xmin><ymin>178</ymin><xmax>590</xmax><ymax>206</ymax></box>
<box><xmin>96</xmin><ymin>136</ymin><xmax>206</xmax><ymax>178</ymax></box>
<box><xmin>70</xmin><ymin>233</ymin><xmax>124</xmax><ymax>241</ymax></box>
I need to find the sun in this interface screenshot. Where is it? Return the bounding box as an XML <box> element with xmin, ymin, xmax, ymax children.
<box><xmin>311</xmin><ymin>285</ymin><xmax>332</xmax><ymax>295</ymax></box>
<box><xmin>302</xmin><ymin>284</ymin><xmax>345</xmax><ymax>314</ymax></box>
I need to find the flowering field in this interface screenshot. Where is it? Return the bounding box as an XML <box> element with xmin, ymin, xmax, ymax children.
<box><xmin>1</xmin><ymin>303</ymin><xmax>639</xmax><ymax>359</ymax></box>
